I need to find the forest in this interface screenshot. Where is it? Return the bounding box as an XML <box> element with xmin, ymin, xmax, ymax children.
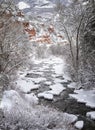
<box><xmin>0</xmin><ymin>0</ymin><xmax>95</xmax><ymax>130</ymax></box>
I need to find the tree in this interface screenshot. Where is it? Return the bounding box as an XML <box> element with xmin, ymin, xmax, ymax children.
<box><xmin>0</xmin><ymin>0</ymin><xmax>30</xmax><ymax>74</ymax></box>
<box><xmin>54</xmin><ymin>0</ymin><xmax>95</xmax><ymax>88</ymax></box>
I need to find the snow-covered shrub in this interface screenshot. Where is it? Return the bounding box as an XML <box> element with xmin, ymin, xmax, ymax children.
<box><xmin>0</xmin><ymin>90</ymin><xmax>76</xmax><ymax>130</ymax></box>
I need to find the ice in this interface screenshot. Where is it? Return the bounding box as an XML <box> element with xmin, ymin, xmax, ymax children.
<box><xmin>74</xmin><ymin>121</ymin><xmax>84</xmax><ymax>129</ymax></box>
<box><xmin>69</xmin><ymin>89</ymin><xmax>95</xmax><ymax>108</ymax></box>
<box><xmin>86</xmin><ymin>111</ymin><xmax>95</xmax><ymax>120</ymax></box>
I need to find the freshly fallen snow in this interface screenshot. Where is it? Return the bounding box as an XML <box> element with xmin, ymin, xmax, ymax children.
<box><xmin>18</xmin><ymin>1</ymin><xmax>30</xmax><ymax>10</ymax></box>
<box><xmin>74</xmin><ymin>121</ymin><xmax>84</xmax><ymax>129</ymax></box>
<box><xmin>49</xmin><ymin>83</ymin><xmax>66</xmax><ymax>95</ymax></box>
<box><xmin>68</xmin><ymin>82</ymin><xmax>77</xmax><ymax>89</ymax></box>
<box><xmin>38</xmin><ymin>91</ymin><xmax>53</xmax><ymax>100</ymax></box>
<box><xmin>86</xmin><ymin>111</ymin><xmax>95</xmax><ymax>120</ymax></box>
<box><xmin>69</xmin><ymin>89</ymin><xmax>95</xmax><ymax>108</ymax></box>
<box><xmin>16</xmin><ymin>78</ymin><xmax>39</xmax><ymax>93</ymax></box>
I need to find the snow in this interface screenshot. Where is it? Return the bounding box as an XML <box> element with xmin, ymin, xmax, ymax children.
<box><xmin>0</xmin><ymin>94</ymin><xmax>12</xmax><ymax>111</ymax></box>
<box><xmin>18</xmin><ymin>1</ymin><xmax>30</xmax><ymax>10</ymax></box>
<box><xmin>0</xmin><ymin>90</ymin><xmax>77</xmax><ymax>130</ymax></box>
<box><xmin>24</xmin><ymin>93</ymin><xmax>39</xmax><ymax>105</ymax></box>
<box><xmin>53</xmin><ymin>61</ymin><xmax>63</xmax><ymax>75</ymax></box>
<box><xmin>38</xmin><ymin>83</ymin><xmax>65</xmax><ymax>100</ymax></box>
<box><xmin>0</xmin><ymin>90</ymin><xmax>39</xmax><ymax>111</ymax></box>
<box><xmin>45</xmin><ymin>81</ymin><xmax>52</xmax><ymax>85</ymax></box>
<box><xmin>54</xmin><ymin>78</ymin><xmax>63</xmax><ymax>83</ymax></box>
<box><xmin>74</xmin><ymin>121</ymin><xmax>84</xmax><ymax>130</ymax></box>
<box><xmin>64</xmin><ymin>113</ymin><xmax>78</xmax><ymax>123</ymax></box>
<box><xmin>68</xmin><ymin>82</ymin><xmax>77</xmax><ymax>89</ymax></box>
<box><xmin>38</xmin><ymin>91</ymin><xmax>53</xmax><ymax>100</ymax></box>
<box><xmin>86</xmin><ymin>111</ymin><xmax>95</xmax><ymax>120</ymax></box>
<box><xmin>0</xmin><ymin>90</ymin><xmax>21</xmax><ymax>111</ymax></box>
<box><xmin>30</xmin><ymin>77</ymin><xmax>46</xmax><ymax>84</ymax></box>
<box><xmin>49</xmin><ymin>83</ymin><xmax>66</xmax><ymax>96</ymax></box>
<box><xmin>16</xmin><ymin>78</ymin><xmax>39</xmax><ymax>93</ymax></box>
<box><xmin>69</xmin><ymin>89</ymin><xmax>95</xmax><ymax>108</ymax></box>
<box><xmin>34</xmin><ymin>0</ymin><xmax>55</xmax><ymax>9</ymax></box>
<box><xmin>18</xmin><ymin>17</ymin><xmax>24</xmax><ymax>22</ymax></box>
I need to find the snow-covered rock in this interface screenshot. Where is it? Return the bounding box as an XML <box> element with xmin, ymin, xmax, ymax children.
<box><xmin>16</xmin><ymin>78</ymin><xmax>39</xmax><ymax>93</ymax></box>
<box><xmin>30</xmin><ymin>77</ymin><xmax>46</xmax><ymax>84</ymax></box>
<box><xmin>49</xmin><ymin>83</ymin><xmax>66</xmax><ymax>96</ymax></box>
<box><xmin>69</xmin><ymin>89</ymin><xmax>95</xmax><ymax>108</ymax></box>
<box><xmin>86</xmin><ymin>111</ymin><xmax>95</xmax><ymax>120</ymax></box>
<box><xmin>64</xmin><ymin>113</ymin><xmax>78</xmax><ymax>123</ymax></box>
<box><xmin>38</xmin><ymin>92</ymin><xmax>53</xmax><ymax>100</ymax></box>
<box><xmin>74</xmin><ymin>121</ymin><xmax>84</xmax><ymax>130</ymax></box>
<box><xmin>45</xmin><ymin>81</ymin><xmax>52</xmax><ymax>85</ymax></box>
<box><xmin>54</xmin><ymin>78</ymin><xmax>63</xmax><ymax>83</ymax></box>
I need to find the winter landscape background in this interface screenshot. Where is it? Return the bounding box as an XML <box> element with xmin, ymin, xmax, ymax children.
<box><xmin>0</xmin><ymin>0</ymin><xmax>95</xmax><ymax>130</ymax></box>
